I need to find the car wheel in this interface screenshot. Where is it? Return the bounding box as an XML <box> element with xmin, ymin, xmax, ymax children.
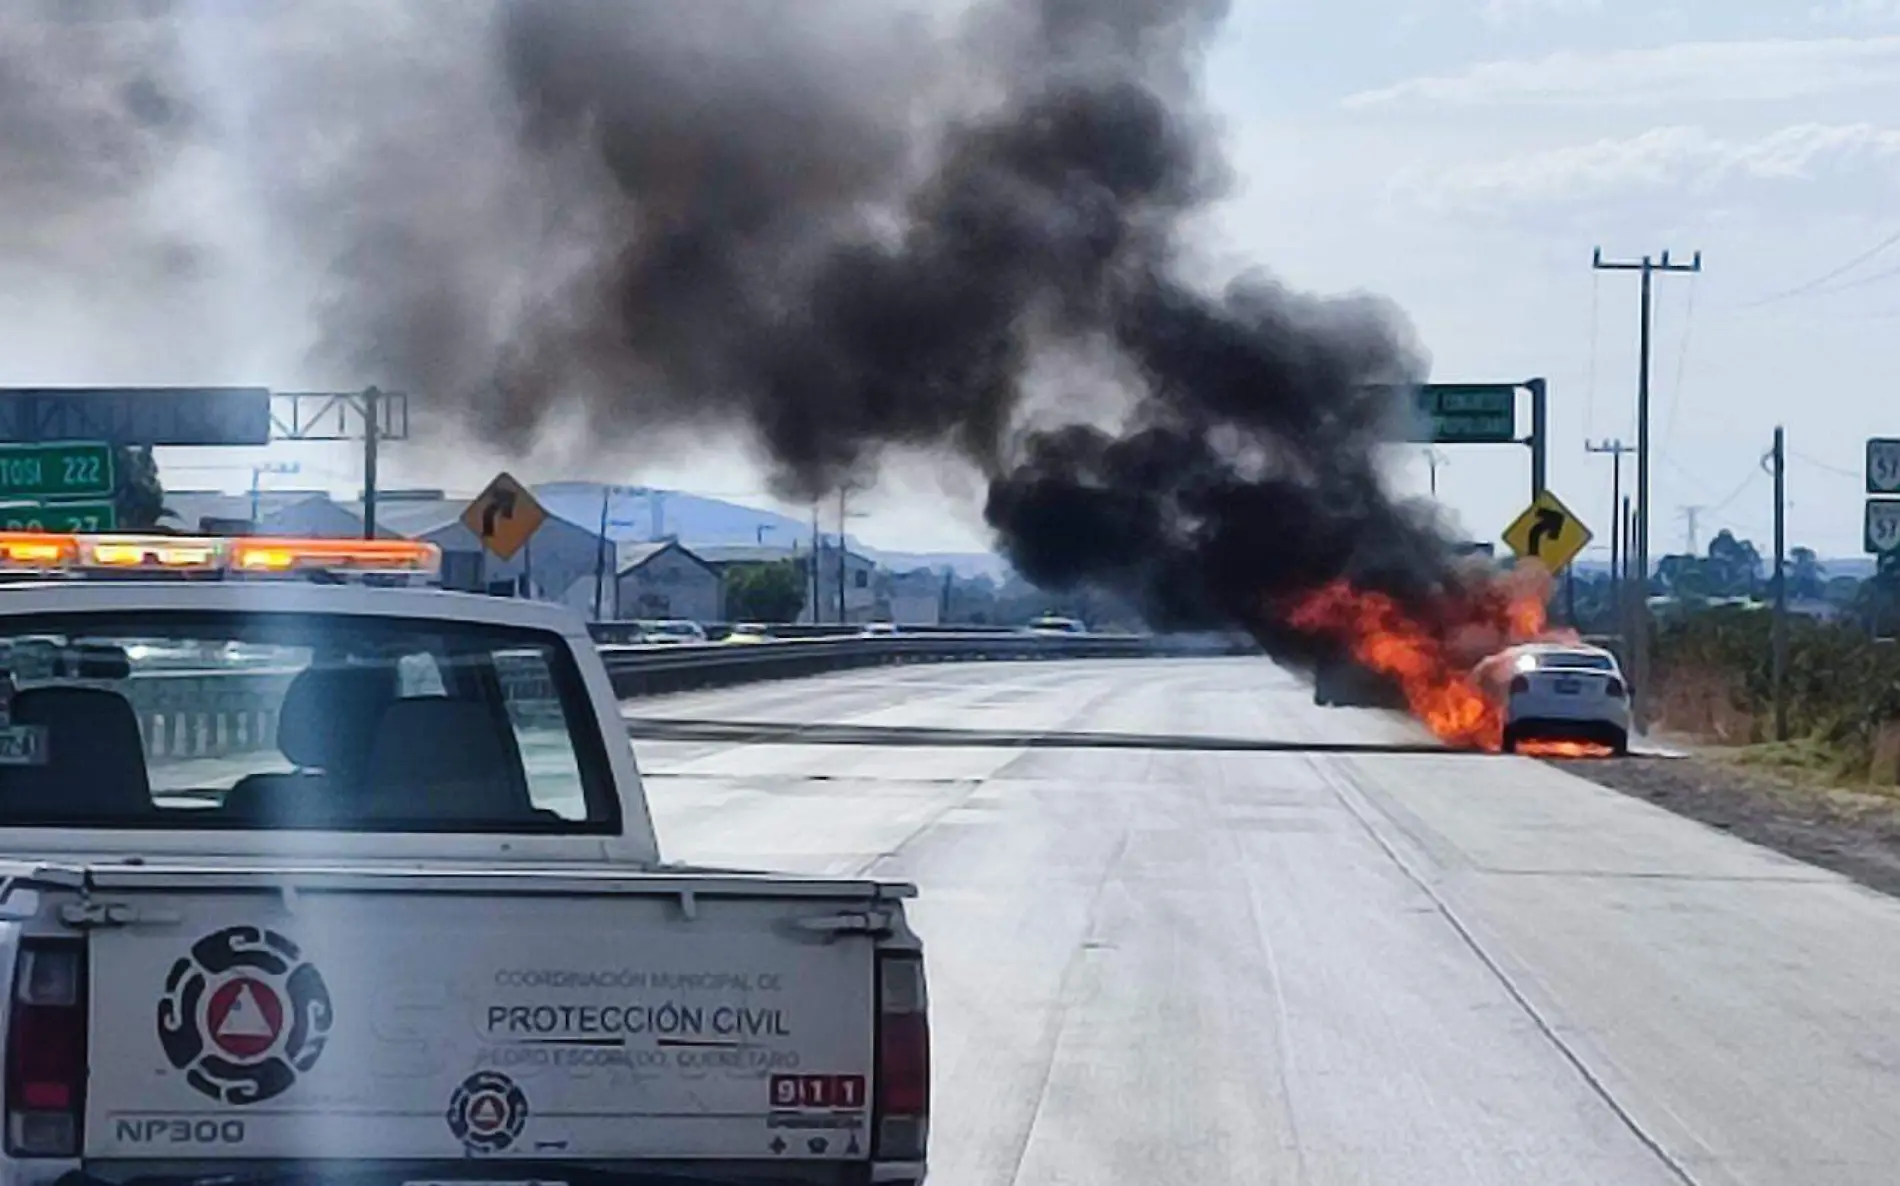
<box><xmin>1500</xmin><ymin>725</ymin><xmax>1521</xmax><ymax>754</ymax></box>
<box><xmin>1609</xmin><ymin>729</ymin><xmax>1629</xmax><ymax>757</ymax></box>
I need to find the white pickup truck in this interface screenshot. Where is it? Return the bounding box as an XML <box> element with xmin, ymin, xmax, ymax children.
<box><xmin>0</xmin><ymin>533</ymin><xmax>928</xmax><ymax>1186</ymax></box>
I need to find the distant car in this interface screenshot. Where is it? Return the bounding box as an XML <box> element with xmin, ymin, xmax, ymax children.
<box><xmin>1497</xmin><ymin>642</ymin><xmax>1630</xmax><ymax>755</ymax></box>
<box><xmin>637</xmin><ymin>619</ymin><xmax>708</xmax><ymax>645</ymax></box>
<box><xmin>723</xmin><ymin>622</ymin><xmax>773</xmax><ymax>644</ymax></box>
<box><xmin>1026</xmin><ymin>615</ymin><xmax>1086</xmax><ymax>635</ymax></box>
<box><xmin>860</xmin><ymin>621</ymin><xmax>900</xmax><ymax>637</ymax></box>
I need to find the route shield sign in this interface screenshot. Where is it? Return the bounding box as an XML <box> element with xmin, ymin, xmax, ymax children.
<box><xmin>1868</xmin><ymin>438</ymin><xmax>1900</xmax><ymax>495</ymax></box>
<box><xmin>1502</xmin><ymin>489</ymin><xmax>1593</xmax><ymax>572</ymax></box>
<box><xmin>0</xmin><ymin>502</ymin><xmax>117</xmax><ymax>533</ymax></box>
<box><xmin>0</xmin><ymin>442</ymin><xmax>113</xmax><ymax>499</ymax></box>
<box><xmin>460</xmin><ymin>473</ymin><xmax>546</xmax><ymax>562</ymax></box>
<box><xmin>1865</xmin><ymin>500</ymin><xmax>1900</xmax><ymax>555</ymax></box>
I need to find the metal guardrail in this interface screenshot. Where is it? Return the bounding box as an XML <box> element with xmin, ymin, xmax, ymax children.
<box><xmin>585</xmin><ymin>620</ymin><xmax>1079</xmax><ymax>645</ymax></box>
<box><xmin>85</xmin><ymin>632</ymin><xmax>1256</xmax><ymax>759</ymax></box>
<box><xmin>598</xmin><ymin>630</ymin><xmax>1255</xmax><ymax>697</ymax></box>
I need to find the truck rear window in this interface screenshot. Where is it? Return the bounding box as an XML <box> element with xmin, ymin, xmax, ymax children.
<box><xmin>0</xmin><ymin>611</ymin><xmax>620</xmax><ymax>833</ymax></box>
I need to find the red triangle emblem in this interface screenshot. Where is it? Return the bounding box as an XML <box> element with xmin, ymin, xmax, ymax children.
<box><xmin>470</xmin><ymin>1095</ymin><xmax>505</xmax><ymax>1130</ymax></box>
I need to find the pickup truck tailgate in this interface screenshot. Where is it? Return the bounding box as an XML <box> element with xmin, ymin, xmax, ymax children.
<box><xmin>78</xmin><ymin>875</ymin><xmax>887</xmax><ymax>1163</ymax></box>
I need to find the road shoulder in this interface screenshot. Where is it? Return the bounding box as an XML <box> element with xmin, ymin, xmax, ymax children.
<box><xmin>1559</xmin><ymin>751</ymin><xmax>1900</xmax><ymax>899</ymax></box>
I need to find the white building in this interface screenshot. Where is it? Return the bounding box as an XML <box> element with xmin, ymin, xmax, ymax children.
<box><xmin>879</xmin><ymin>568</ymin><xmax>945</xmax><ymax>626</ymax></box>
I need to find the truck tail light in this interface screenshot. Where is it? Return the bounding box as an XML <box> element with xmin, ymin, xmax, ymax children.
<box><xmin>872</xmin><ymin>952</ymin><xmax>928</xmax><ymax>1163</ymax></box>
<box><xmin>6</xmin><ymin>941</ymin><xmax>87</xmax><ymax>1157</ymax></box>
<box><xmin>1605</xmin><ymin>677</ymin><xmax>1626</xmax><ymax>698</ymax></box>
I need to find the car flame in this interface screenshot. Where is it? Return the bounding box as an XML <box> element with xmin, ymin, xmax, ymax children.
<box><xmin>1287</xmin><ymin>564</ymin><xmax>1577</xmax><ymax>751</ymax></box>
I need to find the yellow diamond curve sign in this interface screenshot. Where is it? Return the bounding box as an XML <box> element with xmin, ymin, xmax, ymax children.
<box><xmin>460</xmin><ymin>472</ymin><xmax>548</xmax><ymax>562</ymax></box>
<box><xmin>1501</xmin><ymin>489</ymin><xmax>1593</xmax><ymax>573</ymax></box>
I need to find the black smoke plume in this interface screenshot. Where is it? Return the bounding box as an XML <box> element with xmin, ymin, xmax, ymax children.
<box><xmin>0</xmin><ymin>0</ymin><xmax>1481</xmax><ymax>654</ymax></box>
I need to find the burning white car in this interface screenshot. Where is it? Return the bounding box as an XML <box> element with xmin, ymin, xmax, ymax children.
<box><xmin>1494</xmin><ymin>642</ymin><xmax>1631</xmax><ymax>756</ymax></box>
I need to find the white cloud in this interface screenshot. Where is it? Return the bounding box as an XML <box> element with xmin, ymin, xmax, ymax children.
<box><xmin>1810</xmin><ymin>0</ymin><xmax>1900</xmax><ymax>24</ymax></box>
<box><xmin>1397</xmin><ymin>123</ymin><xmax>1900</xmax><ymax>212</ymax></box>
<box><xmin>1343</xmin><ymin>36</ymin><xmax>1900</xmax><ymax>108</ymax></box>
<box><xmin>1480</xmin><ymin>0</ymin><xmax>1601</xmax><ymax>25</ymax></box>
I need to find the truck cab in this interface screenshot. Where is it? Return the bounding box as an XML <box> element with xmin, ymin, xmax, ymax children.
<box><xmin>0</xmin><ymin>532</ymin><xmax>928</xmax><ymax>1186</ymax></box>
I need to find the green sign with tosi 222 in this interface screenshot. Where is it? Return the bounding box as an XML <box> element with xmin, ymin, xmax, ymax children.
<box><xmin>0</xmin><ymin>442</ymin><xmax>114</xmax><ymax>499</ymax></box>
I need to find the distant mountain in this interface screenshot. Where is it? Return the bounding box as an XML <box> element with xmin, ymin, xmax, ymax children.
<box><xmin>530</xmin><ymin>482</ymin><xmax>1009</xmax><ymax>577</ymax></box>
<box><xmin>856</xmin><ymin>548</ymin><xmax>1011</xmax><ymax>580</ymax></box>
<box><xmin>533</xmin><ymin>482</ymin><xmax>812</xmax><ymax>545</ymax></box>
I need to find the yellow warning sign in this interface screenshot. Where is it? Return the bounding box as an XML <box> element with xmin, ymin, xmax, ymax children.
<box><xmin>1502</xmin><ymin>488</ymin><xmax>1593</xmax><ymax>572</ymax></box>
<box><xmin>460</xmin><ymin>472</ymin><xmax>547</xmax><ymax>562</ymax></box>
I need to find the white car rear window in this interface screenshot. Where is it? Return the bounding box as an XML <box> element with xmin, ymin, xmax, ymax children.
<box><xmin>1539</xmin><ymin>651</ymin><xmax>1616</xmax><ymax>672</ymax></box>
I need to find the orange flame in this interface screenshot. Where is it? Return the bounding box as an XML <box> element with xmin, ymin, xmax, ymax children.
<box><xmin>1288</xmin><ymin>562</ymin><xmax>1576</xmax><ymax>751</ymax></box>
<box><xmin>1514</xmin><ymin>739</ymin><xmax>1614</xmax><ymax>760</ymax></box>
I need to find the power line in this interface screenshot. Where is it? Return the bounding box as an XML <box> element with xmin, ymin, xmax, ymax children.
<box><xmin>1705</xmin><ymin>466</ymin><xmax>1761</xmax><ymax>516</ymax></box>
<box><xmin>1788</xmin><ymin>448</ymin><xmax>1861</xmax><ymax>480</ymax></box>
<box><xmin>1592</xmin><ymin>245</ymin><xmax>1702</xmax><ymax>724</ymax></box>
<box><xmin>1801</xmin><ymin>256</ymin><xmax>1900</xmax><ymax>298</ymax></box>
<box><xmin>1659</xmin><ymin>451</ymin><xmax>1722</xmax><ymax>496</ymax></box>
<box><xmin>1660</xmin><ymin>272</ymin><xmax>1699</xmax><ymax>455</ymax></box>
<box><xmin>1732</xmin><ymin>227</ymin><xmax>1900</xmax><ymax>308</ymax></box>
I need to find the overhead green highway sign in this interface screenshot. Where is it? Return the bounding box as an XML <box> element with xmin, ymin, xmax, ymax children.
<box><xmin>0</xmin><ymin>501</ymin><xmax>117</xmax><ymax>533</ymax></box>
<box><xmin>0</xmin><ymin>442</ymin><xmax>114</xmax><ymax>499</ymax></box>
<box><xmin>1410</xmin><ymin>384</ymin><xmax>1518</xmax><ymax>444</ymax></box>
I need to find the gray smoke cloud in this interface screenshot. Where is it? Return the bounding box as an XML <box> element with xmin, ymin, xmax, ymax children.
<box><xmin>0</xmin><ymin>0</ymin><xmax>1478</xmax><ymax>652</ymax></box>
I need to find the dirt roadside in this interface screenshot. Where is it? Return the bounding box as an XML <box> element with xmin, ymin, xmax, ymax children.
<box><xmin>1556</xmin><ymin>750</ymin><xmax>1900</xmax><ymax>898</ymax></box>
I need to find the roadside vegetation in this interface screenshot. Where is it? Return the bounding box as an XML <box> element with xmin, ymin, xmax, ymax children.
<box><xmin>1645</xmin><ymin>587</ymin><xmax>1900</xmax><ymax>786</ymax></box>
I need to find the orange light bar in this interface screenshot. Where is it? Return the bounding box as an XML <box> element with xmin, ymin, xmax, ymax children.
<box><xmin>83</xmin><ymin>536</ymin><xmax>226</xmax><ymax>571</ymax></box>
<box><xmin>0</xmin><ymin>532</ymin><xmax>80</xmax><ymax>567</ymax></box>
<box><xmin>230</xmin><ymin>537</ymin><xmax>441</xmax><ymax>576</ymax></box>
<box><xmin>0</xmin><ymin>532</ymin><xmax>440</xmax><ymax>579</ymax></box>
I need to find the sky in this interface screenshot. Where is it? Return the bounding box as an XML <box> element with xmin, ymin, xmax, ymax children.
<box><xmin>9</xmin><ymin>0</ymin><xmax>1900</xmax><ymax>564</ymax></box>
<box><xmin>1192</xmin><ymin>0</ymin><xmax>1900</xmax><ymax>567</ymax></box>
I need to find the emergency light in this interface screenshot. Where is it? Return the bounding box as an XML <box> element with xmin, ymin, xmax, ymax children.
<box><xmin>0</xmin><ymin>532</ymin><xmax>440</xmax><ymax>579</ymax></box>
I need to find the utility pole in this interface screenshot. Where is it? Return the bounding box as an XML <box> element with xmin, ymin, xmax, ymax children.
<box><xmin>1768</xmin><ymin>426</ymin><xmax>1788</xmax><ymax>742</ymax></box>
<box><xmin>1678</xmin><ymin>505</ymin><xmax>1705</xmax><ymax>555</ymax></box>
<box><xmin>361</xmin><ymin>386</ymin><xmax>382</xmax><ymax>539</ymax></box>
<box><xmin>809</xmin><ymin>506</ymin><xmax>822</xmax><ymax>623</ymax></box>
<box><xmin>1592</xmin><ymin>247</ymin><xmax>1702</xmax><ymax>720</ymax></box>
<box><xmin>592</xmin><ymin>484</ymin><xmax>637</xmax><ymax>621</ymax></box>
<box><xmin>1586</xmin><ymin>438</ymin><xmax>1634</xmax><ymax>636</ymax></box>
<box><xmin>1621</xmin><ymin>495</ymin><xmax>1636</xmax><ymax>672</ymax></box>
<box><xmin>248</xmin><ymin>461</ymin><xmax>300</xmax><ymax>527</ymax></box>
<box><xmin>836</xmin><ymin>489</ymin><xmax>849</xmax><ymax>625</ymax></box>
<box><xmin>1423</xmin><ymin>448</ymin><xmax>1447</xmax><ymax>496</ymax></box>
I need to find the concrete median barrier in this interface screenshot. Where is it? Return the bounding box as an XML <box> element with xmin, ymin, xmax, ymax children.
<box><xmin>597</xmin><ymin>630</ymin><xmax>1255</xmax><ymax>698</ymax></box>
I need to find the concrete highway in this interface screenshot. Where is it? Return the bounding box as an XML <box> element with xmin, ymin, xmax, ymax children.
<box><xmin>628</xmin><ymin>658</ymin><xmax>1900</xmax><ymax>1186</ymax></box>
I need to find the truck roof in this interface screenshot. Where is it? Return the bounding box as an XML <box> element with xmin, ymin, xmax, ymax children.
<box><xmin>0</xmin><ymin>579</ymin><xmax>594</xmax><ymax>635</ymax></box>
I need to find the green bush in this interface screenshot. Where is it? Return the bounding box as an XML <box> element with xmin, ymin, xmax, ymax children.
<box><xmin>1652</xmin><ymin>608</ymin><xmax>1900</xmax><ymax>778</ymax></box>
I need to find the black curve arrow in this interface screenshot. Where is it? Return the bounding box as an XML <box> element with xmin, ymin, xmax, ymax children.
<box><xmin>1526</xmin><ymin>507</ymin><xmax>1565</xmax><ymax>557</ymax></box>
<box><xmin>481</xmin><ymin>488</ymin><xmax>517</xmax><ymax>538</ymax></box>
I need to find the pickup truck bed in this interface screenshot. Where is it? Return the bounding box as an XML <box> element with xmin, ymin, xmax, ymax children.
<box><xmin>0</xmin><ymin>574</ymin><xmax>929</xmax><ymax>1186</ymax></box>
<box><xmin>3</xmin><ymin>861</ymin><xmax>914</xmax><ymax>1169</ymax></box>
